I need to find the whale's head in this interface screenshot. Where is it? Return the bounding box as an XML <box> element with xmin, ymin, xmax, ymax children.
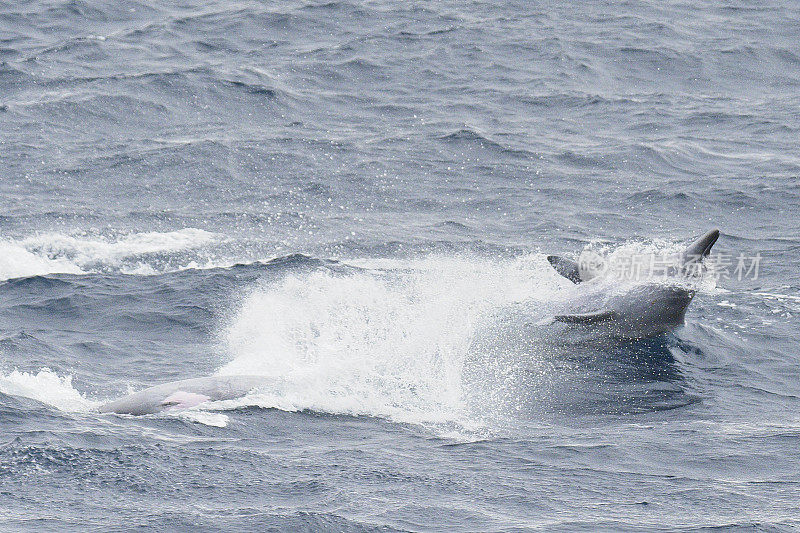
<box><xmin>609</xmin><ymin>229</ymin><xmax>720</xmax><ymax>338</ymax></box>
<box><xmin>608</xmin><ymin>229</ymin><xmax>720</xmax><ymax>338</ymax></box>
<box><xmin>606</xmin><ymin>282</ymin><xmax>696</xmax><ymax>339</ymax></box>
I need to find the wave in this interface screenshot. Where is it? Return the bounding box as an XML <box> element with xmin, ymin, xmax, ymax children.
<box><xmin>0</xmin><ymin>228</ymin><xmax>222</xmax><ymax>281</ymax></box>
<box><xmin>437</xmin><ymin>128</ymin><xmax>534</xmax><ymax>158</ymax></box>
<box><xmin>0</xmin><ymin>240</ymin><xmax>84</xmax><ymax>280</ymax></box>
<box><xmin>0</xmin><ymin>368</ymin><xmax>97</xmax><ymax>412</ymax></box>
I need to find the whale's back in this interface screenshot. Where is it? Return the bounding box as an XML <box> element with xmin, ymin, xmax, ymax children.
<box><xmin>99</xmin><ymin>375</ymin><xmax>265</xmax><ymax>415</ymax></box>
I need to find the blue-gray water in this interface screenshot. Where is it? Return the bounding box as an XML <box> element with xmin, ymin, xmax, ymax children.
<box><xmin>1</xmin><ymin>1</ymin><xmax>799</xmax><ymax>531</ymax></box>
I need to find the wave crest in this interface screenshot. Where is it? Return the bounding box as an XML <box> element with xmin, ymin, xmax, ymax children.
<box><xmin>0</xmin><ymin>228</ymin><xmax>220</xmax><ymax>281</ymax></box>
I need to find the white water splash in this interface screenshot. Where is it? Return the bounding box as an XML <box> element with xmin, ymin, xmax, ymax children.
<box><xmin>0</xmin><ymin>228</ymin><xmax>222</xmax><ymax>280</ymax></box>
<box><xmin>171</xmin><ymin>410</ymin><xmax>231</xmax><ymax>427</ymax></box>
<box><xmin>0</xmin><ymin>241</ymin><xmax>84</xmax><ymax>280</ymax></box>
<box><xmin>216</xmin><ymin>254</ymin><xmax>566</xmax><ymax>430</ymax></box>
<box><xmin>0</xmin><ymin>368</ymin><xmax>98</xmax><ymax>412</ymax></box>
<box><xmin>578</xmin><ymin>238</ymin><xmax>718</xmax><ymax>292</ymax></box>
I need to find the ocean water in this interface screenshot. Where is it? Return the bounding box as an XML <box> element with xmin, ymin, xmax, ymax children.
<box><xmin>1</xmin><ymin>0</ymin><xmax>799</xmax><ymax>530</ymax></box>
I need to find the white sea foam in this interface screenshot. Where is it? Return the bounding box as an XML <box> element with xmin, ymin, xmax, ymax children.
<box><xmin>0</xmin><ymin>241</ymin><xmax>84</xmax><ymax>280</ymax></box>
<box><xmin>0</xmin><ymin>368</ymin><xmax>98</xmax><ymax>412</ymax></box>
<box><xmin>214</xmin><ymin>254</ymin><xmax>565</xmax><ymax>430</ymax></box>
<box><xmin>171</xmin><ymin>410</ymin><xmax>231</xmax><ymax>427</ymax></box>
<box><xmin>0</xmin><ymin>228</ymin><xmax>222</xmax><ymax>281</ymax></box>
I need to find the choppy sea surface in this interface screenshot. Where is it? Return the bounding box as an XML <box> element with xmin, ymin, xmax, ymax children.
<box><xmin>1</xmin><ymin>1</ymin><xmax>799</xmax><ymax>531</ymax></box>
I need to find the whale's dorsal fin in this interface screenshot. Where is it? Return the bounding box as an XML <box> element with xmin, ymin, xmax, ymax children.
<box><xmin>547</xmin><ymin>255</ymin><xmax>582</xmax><ymax>284</ymax></box>
<box><xmin>554</xmin><ymin>309</ymin><xmax>617</xmax><ymax>324</ymax></box>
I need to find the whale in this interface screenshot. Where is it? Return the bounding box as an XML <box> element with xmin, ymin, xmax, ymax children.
<box><xmin>99</xmin><ymin>375</ymin><xmax>266</xmax><ymax>416</ymax></box>
<box><xmin>543</xmin><ymin>229</ymin><xmax>720</xmax><ymax>339</ymax></box>
<box><xmin>463</xmin><ymin>229</ymin><xmax>722</xmax><ymax>412</ymax></box>
<box><xmin>100</xmin><ymin>230</ymin><xmax>720</xmax><ymax>416</ymax></box>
